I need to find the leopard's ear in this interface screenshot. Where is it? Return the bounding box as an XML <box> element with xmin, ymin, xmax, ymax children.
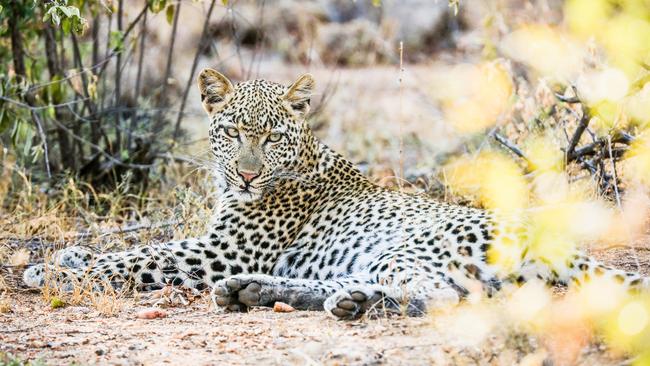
<box><xmin>197</xmin><ymin>68</ymin><xmax>234</xmax><ymax>115</ymax></box>
<box><xmin>283</xmin><ymin>73</ymin><xmax>315</xmax><ymax>118</ymax></box>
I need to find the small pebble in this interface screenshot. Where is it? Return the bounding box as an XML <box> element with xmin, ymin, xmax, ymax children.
<box><xmin>136</xmin><ymin>308</ymin><xmax>168</xmax><ymax>319</ymax></box>
<box><xmin>273</xmin><ymin>301</ymin><xmax>295</xmax><ymax>313</ymax></box>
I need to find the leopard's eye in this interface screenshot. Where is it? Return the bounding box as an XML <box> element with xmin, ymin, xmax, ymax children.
<box><xmin>267</xmin><ymin>132</ymin><xmax>283</xmax><ymax>143</ymax></box>
<box><xmin>224</xmin><ymin>127</ymin><xmax>239</xmax><ymax>138</ymax></box>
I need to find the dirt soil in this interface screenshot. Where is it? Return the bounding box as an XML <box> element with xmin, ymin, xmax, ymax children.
<box><xmin>1</xmin><ymin>241</ymin><xmax>648</xmax><ymax>366</ymax></box>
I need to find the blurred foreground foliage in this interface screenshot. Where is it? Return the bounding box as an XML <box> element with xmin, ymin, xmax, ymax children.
<box><xmin>432</xmin><ymin>0</ymin><xmax>650</xmax><ymax>363</ymax></box>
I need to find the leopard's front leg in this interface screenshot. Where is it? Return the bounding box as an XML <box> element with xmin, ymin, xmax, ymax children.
<box><xmin>211</xmin><ymin>274</ymin><xmax>370</xmax><ymax>311</ymax></box>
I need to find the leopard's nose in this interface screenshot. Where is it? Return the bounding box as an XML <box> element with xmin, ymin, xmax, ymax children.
<box><xmin>238</xmin><ymin>170</ymin><xmax>259</xmax><ymax>183</ymax></box>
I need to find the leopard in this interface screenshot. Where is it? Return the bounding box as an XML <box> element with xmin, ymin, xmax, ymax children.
<box><xmin>23</xmin><ymin>69</ymin><xmax>649</xmax><ymax>320</ymax></box>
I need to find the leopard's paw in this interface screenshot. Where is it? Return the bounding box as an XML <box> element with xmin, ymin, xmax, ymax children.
<box><xmin>324</xmin><ymin>286</ymin><xmax>392</xmax><ymax>320</ymax></box>
<box><xmin>211</xmin><ymin>274</ymin><xmax>276</xmax><ymax>312</ymax></box>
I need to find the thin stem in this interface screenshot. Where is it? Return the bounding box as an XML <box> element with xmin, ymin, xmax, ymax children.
<box><xmin>492</xmin><ymin>132</ymin><xmax>527</xmax><ymax>159</ymax></box>
<box><xmin>31</xmin><ymin>111</ymin><xmax>52</xmax><ymax>179</ymax></box>
<box><xmin>607</xmin><ymin>135</ymin><xmax>622</xmax><ymax>208</ymax></box>
<box><xmin>96</xmin><ymin>4</ymin><xmax>149</xmax><ymax>78</ymax></box>
<box><xmin>155</xmin><ymin>0</ymin><xmax>183</xmax><ymax>134</ymax></box>
<box><xmin>90</xmin><ymin>14</ymin><xmax>101</xmax><ymax>145</ymax></box>
<box><xmin>0</xmin><ymin>95</ymin><xmax>90</xmax><ymax>110</ymax></box>
<box><xmin>48</xmin><ymin>117</ymin><xmax>154</xmax><ymax>170</ymax></box>
<box><xmin>566</xmin><ymin>109</ymin><xmax>590</xmax><ymax>160</ymax></box>
<box><xmin>172</xmin><ymin>0</ymin><xmax>217</xmax><ymax>145</ymax></box>
<box><xmin>129</xmin><ymin>10</ymin><xmax>148</xmax><ymax>151</ymax></box>
<box><xmin>115</xmin><ymin>0</ymin><xmax>124</xmax><ymax>151</ymax></box>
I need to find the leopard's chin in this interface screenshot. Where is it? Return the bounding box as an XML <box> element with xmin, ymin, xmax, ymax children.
<box><xmin>222</xmin><ymin>184</ymin><xmax>264</xmax><ymax>202</ymax></box>
<box><xmin>232</xmin><ymin>191</ymin><xmax>261</xmax><ymax>202</ymax></box>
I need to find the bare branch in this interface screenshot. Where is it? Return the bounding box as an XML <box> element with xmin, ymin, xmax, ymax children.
<box><xmin>31</xmin><ymin>111</ymin><xmax>52</xmax><ymax>179</ymax></box>
<box><xmin>114</xmin><ymin>0</ymin><xmax>124</xmax><ymax>151</ymax></box>
<box><xmin>568</xmin><ymin>133</ymin><xmax>631</xmax><ymax>162</ymax></box>
<box><xmin>48</xmin><ymin>117</ymin><xmax>153</xmax><ymax>170</ymax></box>
<box><xmin>172</xmin><ymin>0</ymin><xmax>218</xmax><ymax>145</ymax></box>
<box><xmin>0</xmin><ymin>95</ymin><xmax>90</xmax><ymax>111</ymax></box>
<box><xmin>96</xmin><ymin>4</ymin><xmax>149</xmax><ymax>78</ymax></box>
<box><xmin>128</xmin><ymin>10</ymin><xmax>148</xmax><ymax>150</ymax></box>
<box><xmin>566</xmin><ymin>109</ymin><xmax>590</xmax><ymax>159</ymax></box>
<box><xmin>491</xmin><ymin>132</ymin><xmax>526</xmax><ymax>160</ymax></box>
<box><xmin>554</xmin><ymin>93</ymin><xmax>580</xmax><ymax>103</ymax></box>
<box><xmin>607</xmin><ymin>135</ymin><xmax>622</xmax><ymax>208</ymax></box>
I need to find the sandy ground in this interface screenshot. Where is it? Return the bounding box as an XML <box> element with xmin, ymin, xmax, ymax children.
<box><xmin>1</xmin><ymin>241</ymin><xmax>648</xmax><ymax>366</ymax></box>
<box><xmin>2</xmin><ymin>294</ymin><xmax>445</xmax><ymax>366</ymax></box>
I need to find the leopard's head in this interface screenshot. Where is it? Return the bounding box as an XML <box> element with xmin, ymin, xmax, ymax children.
<box><xmin>197</xmin><ymin>69</ymin><xmax>315</xmax><ymax>201</ymax></box>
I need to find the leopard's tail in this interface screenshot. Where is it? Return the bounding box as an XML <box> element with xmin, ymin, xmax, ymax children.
<box><xmin>561</xmin><ymin>253</ymin><xmax>649</xmax><ymax>291</ymax></box>
<box><xmin>22</xmin><ymin>245</ymin><xmax>175</xmax><ymax>291</ymax></box>
<box><xmin>513</xmin><ymin>252</ymin><xmax>649</xmax><ymax>292</ymax></box>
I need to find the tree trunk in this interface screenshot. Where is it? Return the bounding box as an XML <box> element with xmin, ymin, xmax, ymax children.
<box><xmin>43</xmin><ymin>14</ymin><xmax>74</xmax><ymax>170</ymax></box>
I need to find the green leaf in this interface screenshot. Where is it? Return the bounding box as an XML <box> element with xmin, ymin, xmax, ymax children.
<box><xmin>0</xmin><ymin>5</ymin><xmax>4</xmax><ymax>14</ymax></box>
<box><xmin>221</xmin><ymin>0</ymin><xmax>228</xmax><ymax>5</ymax></box>
<box><xmin>59</xmin><ymin>6</ymin><xmax>75</xmax><ymax>18</ymax></box>
<box><xmin>22</xmin><ymin>124</ymin><xmax>34</xmax><ymax>157</ymax></box>
<box><xmin>0</xmin><ymin>108</ymin><xmax>8</xmax><ymax>134</ymax></box>
<box><xmin>46</xmin><ymin>106</ymin><xmax>56</xmax><ymax>120</ymax></box>
<box><xmin>50</xmin><ymin>297</ymin><xmax>66</xmax><ymax>309</ymax></box>
<box><xmin>165</xmin><ymin>4</ymin><xmax>175</xmax><ymax>25</ymax></box>
<box><xmin>11</xmin><ymin>119</ymin><xmax>30</xmax><ymax>151</ymax></box>
<box><xmin>62</xmin><ymin>18</ymin><xmax>71</xmax><ymax>34</ymax></box>
<box><xmin>47</xmin><ymin>75</ymin><xmax>65</xmax><ymax>103</ymax></box>
<box><xmin>11</xmin><ymin>119</ymin><xmax>21</xmax><ymax>144</ymax></box>
<box><xmin>31</xmin><ymin>145</ymin><xmax>43</xmax><ymax>164</ymax></box>
<box><xmin>372</xmin><ymin>0</ymin><xmax>381</xmax><ymax>7</ymax></box>
<box><xmin>50</xmin><ymin>9</ymin><xmax>61</xmax><ymax>26</ymax></box>
<box><xmin>148</xmin><ymin>0</ymin><xmax>167</xmax><ymax>13</ymax></box>
<box><xmin>110</xmin><ymin>30</ymin><xmax>125</xmax><ymax>52</ymax></box>
<box><xmin>72</xmin><ymin>16</ymin><xmax>88</xmax><ymax>34</ymax></box>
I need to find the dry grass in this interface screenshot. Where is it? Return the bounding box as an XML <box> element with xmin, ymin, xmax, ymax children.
<box><xmin>0</xmin><ymin>146</ymin><xmax>218</xmax><ymax>314</ymax></box>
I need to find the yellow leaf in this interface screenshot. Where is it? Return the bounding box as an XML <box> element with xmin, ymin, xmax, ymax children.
<box><xmin>624</xmin><ymin>132</ymin><xmax>650</xmax><ymax>186</ymax></box>
<box><xmin>443</xmin><ymin>152</ymin><xmax>528</xmax><ymax>212</ymax></box>
<box><xmin>434</xmin><ymin>62</ymin><xmax>513</xmax><ymax>133</ymax></box>
<box><xmin>50</xmin><ymin>296</ymin><xmax>66</xmax><ymax>309</ymax></box>
<box><xmin>500</xmin><ymin>25</ymin><xmax>584</xmax><ymax>81</ymax></box>
<box><xmin>564</xmin><ymin>0</ymin><xmax>611</xmax><ymax>38</ymax></box>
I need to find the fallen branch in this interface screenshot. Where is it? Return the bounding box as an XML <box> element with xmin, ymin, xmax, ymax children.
<box><xmin>568</xmin><ymin>133</ymin><xmax>631</xmax><ymax>162</ymax></box>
